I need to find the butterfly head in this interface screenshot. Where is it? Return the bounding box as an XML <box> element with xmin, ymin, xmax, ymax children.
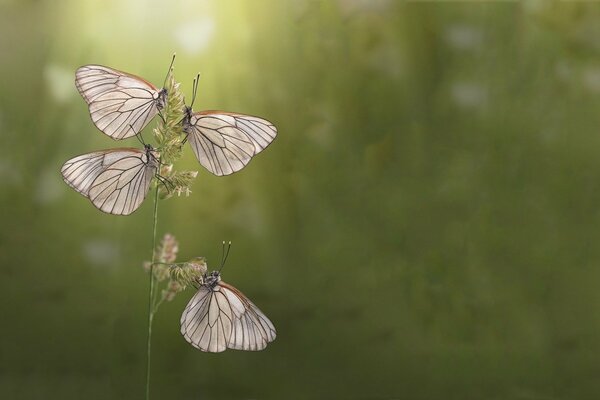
<box><xmin>203</xmin><ymin>270</ymin><xmax>221</xmax><ymax>288</ymax></box>
<box><xmin>156</xmin><ymin>88</ymin><xmax>168</xmax><ymax>110</ymax></box>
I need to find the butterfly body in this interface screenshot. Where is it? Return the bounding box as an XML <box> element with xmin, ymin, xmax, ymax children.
<box><xmin>154</xmin><ymin>88</ymin><xmax>168</xmax><ymax>110</ymax></box>
<box><xmin>181</xmin><ymin>270</ymin><xmax>276</xmax><ymax>352</ymax></box>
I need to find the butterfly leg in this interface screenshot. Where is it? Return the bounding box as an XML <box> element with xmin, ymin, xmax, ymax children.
<box><xmin>157</xmin><ymin>110</ymin><xmax>167</xmax><ymax>124</ymax></box>
<box><xmin>181</xmin><ymin>131</ymin><xmax>191</xmax><ymax>145</ymax></box>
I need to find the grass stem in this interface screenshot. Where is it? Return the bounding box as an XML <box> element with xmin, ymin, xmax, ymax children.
<box><xmin>145</xmin><ymin>184</ymin><xmax>160</xmax><ymax>400</ymax></box>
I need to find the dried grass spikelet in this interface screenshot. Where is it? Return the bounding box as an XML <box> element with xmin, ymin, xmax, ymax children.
<box><xmin>152</xmin><ymin>70</ymin><xmax>198</xmax><ymax>200</ymax></box>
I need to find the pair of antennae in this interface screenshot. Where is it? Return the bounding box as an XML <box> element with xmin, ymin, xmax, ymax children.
<box><xmin>219</xmin><ymin>241</ymin><xmax>232</xmax><ymax>272</ymax></box>
<box><xmin>131</xmin><ymin>126</ymin><xmax>160</xmax><ymax>155</ymax></box>
<box><xmin>133</xmin><ymin>127</ymin><xmax>146</xmax><ymax>147</ymax></box>
<box><xmin>190</xmin><ymin>73</ymin><xmax>201</xmax><ymax>108</ymax></box>
<box><xmin>162</xmin><ymin>53</ymin><xmax>201</xmax><ymax>111</ymax></box>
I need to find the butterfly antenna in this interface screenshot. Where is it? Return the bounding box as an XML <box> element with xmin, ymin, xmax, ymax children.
<box><xmin>218</xmin><ymin>241</ymin><xmax>232</xmax><ymax>272</ymax></box>
<box><xmin>162</xmin><ymin>53</ymin><xmax>176</xmax><ymax>88</ymax></box>
<box><xmin>136</xmin><ymin>133</ymin><xmax>146</xmax><ymax>146</ymax></box>
<box><xmin>190</xmin><ymin>73</ymin><xmax>200</xmax><ymax>109</ymax></box>
<box><xmin>128</xmin><ymin>125</ymin><xmax>146</xmax><ymax>146</ymax></box>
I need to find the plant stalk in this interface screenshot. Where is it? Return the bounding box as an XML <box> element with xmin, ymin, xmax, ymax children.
<box><xmin>145</xmin><ymin>185</ymin><xmax>160</xmax><ymax>400</ymax></box>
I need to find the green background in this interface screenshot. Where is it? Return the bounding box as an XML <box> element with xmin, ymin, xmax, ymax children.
<box><xmin>2</xmin><ymin>0</ymin><xmax>600</xmax><ymax>399</ymax></box>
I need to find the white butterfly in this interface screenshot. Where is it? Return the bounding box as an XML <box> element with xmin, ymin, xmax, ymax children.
<box><xmin>61</xmin><ymin>145</ymin><xmax>160</xmax><ymax>215</ymax></box>
<box><xmin>181</xmin><ymin>270</ymin><xmax>276</xmax><ymax>352</ymax></box>
<box><xmin>182</xmin><ymin>76</ymin><xmax>277</xmax><ymax>176</ymax></box>
<box><xmin>75</xmin><ymin>63</ymin><xmax>170</xmax><ymax>140</ymax></box>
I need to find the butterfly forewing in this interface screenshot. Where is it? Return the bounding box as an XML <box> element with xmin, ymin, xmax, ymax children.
<box><xmin>61</xmin><ymin>148</ymin><xmax>158</xmax><ymax>216</ymax></box>
<box><xmin>180</xmin><ymin>286</ymin><xmax>232</xmax><ymax>353</ymax></box>
<box><xmin>180</xmin><ymin>279</ymin><xmax>276</xmax><ymax>352</ymax></box>
<box><xmin>185</xmin><ymin>111</ymin><xmax>277</xmax><ymax>176</ymax></box>
<box><xmin>75</xmin><ymin>65</ymin><xmax>164</xmax><ymax>139</ymax></box>
<box><xmin>200</xmin><ymin>112</ymin><xmax>278</xmax><ymax>154</ymax></box>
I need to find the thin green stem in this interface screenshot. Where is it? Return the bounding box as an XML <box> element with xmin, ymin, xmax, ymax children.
<box><xmin>146</xmin><ymin>184</ymin><xmax>159</xmax><ymax>400</ymax></box>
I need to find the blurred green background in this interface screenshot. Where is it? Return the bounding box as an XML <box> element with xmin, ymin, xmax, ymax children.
<box><xmin>2</xmin><ymin>0</ymin><xmax>600</xmax><ymax>399</ymax></box>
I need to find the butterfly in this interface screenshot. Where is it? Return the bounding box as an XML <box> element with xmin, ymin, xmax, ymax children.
<box><xmin>181</xmin><ymin>269</ymin><xmax>276</xmax><ymax>352</ymax></box>
<box><xmin>182</xmin><ymin>75</ymin><xmax>278</xmax><ymax>176</ymax></box>
<box><xmin>61</xmin><ymin>144</ymin><xmax>160</xmax><ymax>215</ymax></box>
<box><xmin>75</xmin><ymin>56</ymin><xmax>175</xmax><ymax>140</ymax></box>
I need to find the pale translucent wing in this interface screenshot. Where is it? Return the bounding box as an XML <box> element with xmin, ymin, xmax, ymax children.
<box><xmin>61</xmin><ymin>150</ymin><xmax>114</xmax><ymax>196</ymax></box>
<box><xmin>180</xmin><ymin>287</ymin><xmax>233</xmax><ymax>353</ymax></box>
<box><xmin>221</xmin><ymin>282</ymin><xmax>277</xmax><ymax>351</ymax></box>
<box><xmin>75</xmin><ymin>65</ymin><xmax>161</xmax><ymax>139</ymax></box>
<box><xmin>236</xmin><ymin>114</ymin><xmax>277</xmax><ymax>154</ymax></box>
<box><xmin>199</xmin><ymin>112</ymin><xmax>277</xmax><ymax>154</ymax></box>
<box><xmin>186</xmin><ymin>114</ymin><xmax>255</xmax><ymax>176</ymax></box>
<box><xmin>186</xmin><ymin>111</ymin><xmax>277</xmax><ymax>176</ymax></box>
<box><xmin>86</xmin><ymin>149</ymin><xmax>157</xmax><ymax>215</ymax></box>
<box><xmin>61</xmin><ymin>149</ymin><xmax>151</xmax><ymax>197</ymax></box>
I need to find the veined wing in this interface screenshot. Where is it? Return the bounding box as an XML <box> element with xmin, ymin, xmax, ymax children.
<box><xmin>61</xmin><ymin>150</ymin><xmax>112</xmax><ymax>196</ymax></box>
<box><xmin>180</xmin><ymin>286</ymin><xmax>233</xmax><ymax>353</ymax></box>
<box><xmin>196</xmin><ymin>111</ymin><xmax>277</xmax><ymax>154</ymax></box>
<box><xmin>221</xmin><ymin>282</ymin><xmax>276</xmax><ymax>351</ymax></box>
<box><xmin>62</xmin><ymin>148</ymin><xmax>157</xmax><ymax>215</ymax></box>
<box><xmin>186</xmin><ymin>111</ymin><xmax>277</xmax><ymax>176</ymax></box>
<box><xmin>75</xmin><ymin>65</ymin><xmax>163</xmax><ymax>139</ymax></box>
<box><xmin>61</xmin><ymin>148</ymin><xmax>146</xmax><ymax>196</ymax></box>
<box><xmin>86</xmin><ymin>149</ymin><xmax>158</xmax><ymax>215</ymax></box>
<box><xmin>180</xmin><ymin>281</ymin><xmax>276</xmax><ymax>352</ymax></box>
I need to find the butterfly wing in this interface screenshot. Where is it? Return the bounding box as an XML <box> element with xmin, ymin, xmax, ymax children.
<box><xmin>180</xmin><ymin>286</ymin><xmax>233</xmax><ymax>353</ymax></box>
<box><xmin>61</xmin><ymin>148</ymin><xmax>158</xmax><ymax>216</ymax></box>
<box><xmin>221</xmin><ymin>282</ymin><xmax>276</xmax><ymax>351</ymax></box>
<box><xmin>61</xmin><ymin>150</ymin><xmax>115</xmax><ymax>196</ymax></box>
<box><xmin>180</xmin><ymin>281</ymin><xmax>276</xmax><ymax>352</ymax></box>
<box><xmin>87</xmin><ymin>150</ymin><xmax>158</xmax><ymax>215</ymax></box>
<box><xmin>75</xmin><ymin>65</ymin><xmax>163</xmax><ymax>139</ymax></box>
<box><xmin>185</xmin><ymin>111</ymin><xmax>277</xmax><ymax>176</ymax></box>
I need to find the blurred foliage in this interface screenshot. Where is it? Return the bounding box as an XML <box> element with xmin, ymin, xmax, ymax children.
<box><xmin>3</xmin><ymin>0</ymin><xmax>600</xmax><ymax>399</ymax></box>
